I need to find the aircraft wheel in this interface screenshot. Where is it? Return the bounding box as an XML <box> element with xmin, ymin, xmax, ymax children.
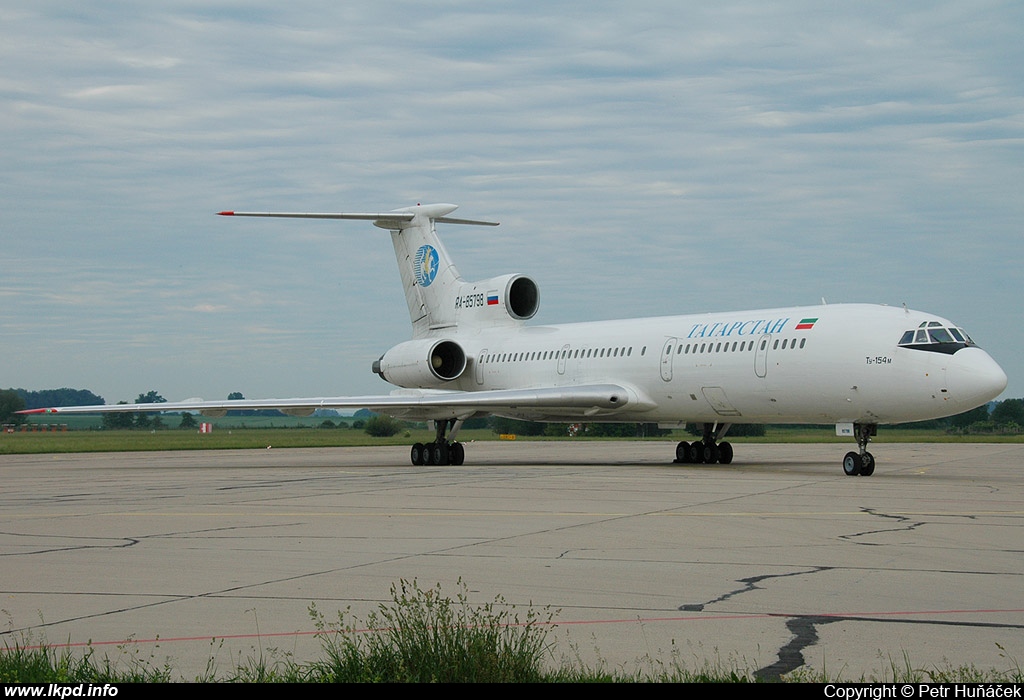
<box><xmin>859</xmin><ymin>452</ymin><xmax>875</xmax><ymax>476</ymax></box>
<box><xmin>411</xmin><ymin>443</ymin><xmax>426</xmax><ymax>466</ymax></box>
<box><xmin>430</xmin><ymin>442</ymin><xmax>449</xmax><ymax>466</ymax></box>
<box><xmin>843</xmin><ymin>451</ymin><xmax>862</xmax><ymax>476</ymax></box>
<box><xmin>688</xmin><ymin>441</ymin><xmax>704</xmax><ymax>464</ymax></box>
<box><xmin>702</xmin><ymin>442</ymin><xmax>719</xmax><ymax>465</ymax></box>
<box><xmin>675</xmin><ymin>441</ymin><xmax>691</xmax><ymax>463</ymax></box>
<box><xmin>449</xmin><ymin>441</ymin><xmax>465</xmax><ymax>466</ymax></box>
<box><xmin>718</xmin><ymin>441</ymin><xmax>734</xmax><ymax>465</ymax></box>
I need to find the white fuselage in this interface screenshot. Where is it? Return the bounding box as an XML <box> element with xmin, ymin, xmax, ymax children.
<box><xmin>420</xmin><ymin>303</ymin><xmax>1006</xmax><ymax>426</ymax></box>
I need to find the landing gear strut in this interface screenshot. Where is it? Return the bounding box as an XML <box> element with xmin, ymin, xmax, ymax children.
<box><xmin>675</xmin><ymin>423</ymin><xmax>733</xmax><ymax>465</ymax></box>
<box><xmin>410</xmin><ymin>418</ymin><xmax>465</xmax><ymax>466</ymax></box>
<box><xmin>842</xmin><ymin>423</ymin><xmax>876</xmax><ymax>476</ymax></box>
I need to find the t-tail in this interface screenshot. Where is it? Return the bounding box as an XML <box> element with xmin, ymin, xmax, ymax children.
<box><xmin>218</xmin><ymin>203</ymin><xmax>540</xmax><ymax>338</ymax></box>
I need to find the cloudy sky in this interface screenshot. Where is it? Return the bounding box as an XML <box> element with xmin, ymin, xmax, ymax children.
<box><xmin>3</xmin><ymin>1</ymin><xmax>1022</xmax><ymax>405</ymax></box>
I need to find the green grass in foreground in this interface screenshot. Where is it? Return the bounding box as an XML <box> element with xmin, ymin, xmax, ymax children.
<box><xmin>3</xmin><ymin>579</ymin><xmax>1022</xmax><ymax>683</ymax></box>
<box><xmin>3</xmin><ymin>425</ymin><xmax>1022</xmax><ymax>455</ymax></box>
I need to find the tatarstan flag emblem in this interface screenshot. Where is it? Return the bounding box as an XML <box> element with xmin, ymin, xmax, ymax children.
<box><xmin>795</xmin><ymin>318</ymin><xmax>818</xmax><ymax>330</ymax></box>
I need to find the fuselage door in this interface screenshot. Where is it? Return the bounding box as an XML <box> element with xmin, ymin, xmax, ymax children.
<box><xmin>660</xmin><ymin>337</ymin><xmax>677</xmax><ymax>382</ymax></box>
<box><xmin>755</xmin><ymin>333</ymin><xmax>771</xmax><ymax>378</ymax></box>
<box><xmin>476</xmin><ymin>349</ymin><xmax>487</xmax><ymax>385</ymax></box>
<box><xmin>556</xmin><ymin>343</ymin><xmax>570</xmax><ymax>375</ymax></box>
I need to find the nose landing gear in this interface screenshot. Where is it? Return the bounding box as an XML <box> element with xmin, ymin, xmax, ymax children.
<box><xmin>842</xmin><ymin>423</ymin><xmax>876</xmax><ymax>476</ymax></box>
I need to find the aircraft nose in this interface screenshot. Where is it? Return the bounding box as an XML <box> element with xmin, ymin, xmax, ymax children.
<box><xmin>947</xmin><ymin>348</ymin><xmax>1008</xmax><ymax>408</ymax></box>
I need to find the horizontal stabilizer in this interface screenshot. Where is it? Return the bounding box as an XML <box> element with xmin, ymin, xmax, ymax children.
<box><xmin>217</xmin><ymin>203</ymin><xmax>498</xmax><ymax>228</ymax></box>
<box><xmin>217</xmin><ymin>211</ymin><xmax>414</xmax><ymax>221</ymax></box>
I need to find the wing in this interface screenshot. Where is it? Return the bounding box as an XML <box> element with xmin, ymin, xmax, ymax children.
<box><xmin>20</xmin><ymin>384</ymin><xmax>654</xmax><ymax>422</ymax></box>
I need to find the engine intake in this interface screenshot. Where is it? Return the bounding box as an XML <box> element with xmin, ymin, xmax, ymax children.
<box><xmin>373</xmin><ymin>339</ymin><xmax>467</xmax><ymax>388</ymax></box>
<box><xmin>506</xmin><ymin>275</ymin><xmax>539</xmax><ymax>320</ymax></box>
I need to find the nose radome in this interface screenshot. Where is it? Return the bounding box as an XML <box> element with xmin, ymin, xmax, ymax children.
<box><xmin>946</xmin><ymin>348</ymin><xmax>1008</xmax><ymax>408</ymax></box>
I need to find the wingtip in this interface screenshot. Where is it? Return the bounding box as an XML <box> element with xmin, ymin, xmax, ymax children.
<box><xmin>217</xmin><ymin>211</ymin><xmax>235</xmax><ymax>216</ymax></box>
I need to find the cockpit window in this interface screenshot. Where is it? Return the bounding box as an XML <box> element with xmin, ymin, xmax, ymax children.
<box><xmin>898</xmin><ymin>321</ymin><xmax>976</xmax><ymax>354</ymax></box>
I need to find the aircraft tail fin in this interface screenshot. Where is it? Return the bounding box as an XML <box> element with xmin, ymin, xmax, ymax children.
<box><xmin>377</xmin><ymin>203</ymin><xmax>498</xmax><ymax>336</ymax></box>
<box><xmin>219</xmin><ymin>203</ymin><xmax>510</xmax><ymax>337</ymax></box>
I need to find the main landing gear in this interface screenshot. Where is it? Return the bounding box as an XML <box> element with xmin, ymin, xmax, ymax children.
<box><xmin>674</xmin><ymin>423</ymin><xmax>734</xmax><ymax>465</ymax></box>
<box><xmin>842</xmin><ymin>423</ymin><xmax>876</xmax><ymax>476</ymax></box>
<box><xmin>410</xmin><ymin>418</ymin><xmax>465</xmax><ymax>466</ymax></box>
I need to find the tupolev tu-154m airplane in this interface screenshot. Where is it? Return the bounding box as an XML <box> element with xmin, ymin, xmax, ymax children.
<box><xmin>23</xmin><ymin>203</ymin><xmax>1007</xmax><ymax>476</ymax></box>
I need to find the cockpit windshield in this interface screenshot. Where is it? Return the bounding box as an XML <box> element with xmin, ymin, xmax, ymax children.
<box><xmin>898</xmin><ymin>321</ymin><xmax>975</xmax><ymax>354</ymax></box>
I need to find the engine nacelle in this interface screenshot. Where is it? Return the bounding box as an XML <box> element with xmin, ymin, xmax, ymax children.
<box><xmin>455</xmin><ymin>273</ymin><xmax>540</xmax><ymax>324</ymax></box>
<box><xmin>504</xmin><ymin>274</ymin><xmax>540</xmax><ymax>320</ymax></box>
<box><xmin>372</xmin><ymin>338</ymin><xmax>467</xmax><ymax>388</ymax></box>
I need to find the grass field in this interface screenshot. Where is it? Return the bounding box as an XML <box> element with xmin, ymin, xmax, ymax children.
<box><xmin>2</xmin><ymin>422</ymin><xmax>1021</xmax><ymax>454</ymax></box>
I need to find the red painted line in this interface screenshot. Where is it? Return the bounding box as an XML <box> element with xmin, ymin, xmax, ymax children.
<box><xmin>20</xmin><ymin>608</ymin><xmax>1024</xmax><ymax>651</ymax></box>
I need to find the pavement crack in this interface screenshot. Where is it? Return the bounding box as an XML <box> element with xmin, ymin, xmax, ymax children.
<box><xmin>756</xmin><ymin>615</ymin><xmax>838</xmax><ymax>681</ymax></box>
<box><xmin>679</xmin><ymin>567</ymin><xmax>832</xmax><ymax>612</ymax></box>
<box><xmin>755</xmin><ymin>613</ymin><xmax>1024</xmax><ymax>681</ymax></box>
<box><xmin>0</xmin><ymin>531</ymin><xmax>138</xmax><ymax>557</ymax></box>
<box><xmin>838</xmin><ymin>508</ymin><xmax>923</xmax><ymax>545</ymax></box>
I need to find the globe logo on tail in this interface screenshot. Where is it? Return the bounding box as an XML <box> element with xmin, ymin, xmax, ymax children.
<box><xmin>414</xmin><ymin>245</ymin><xmax>439</xmax><ymax>287</ymax></box>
